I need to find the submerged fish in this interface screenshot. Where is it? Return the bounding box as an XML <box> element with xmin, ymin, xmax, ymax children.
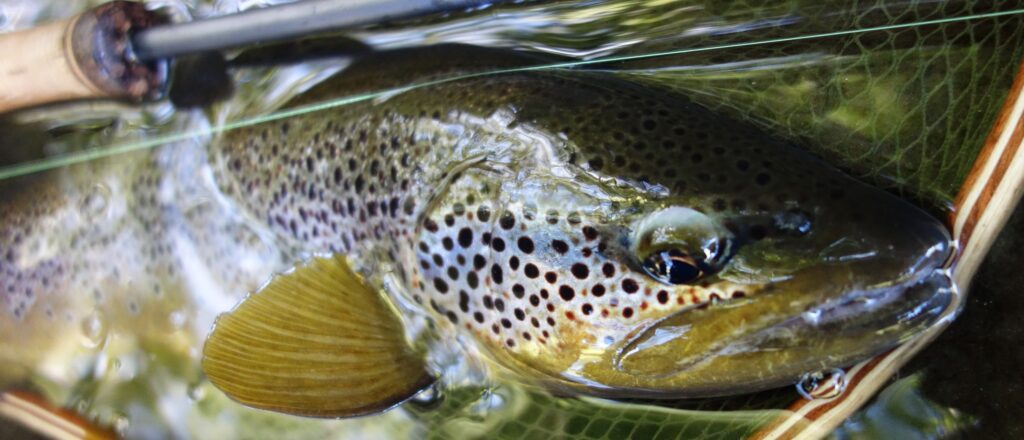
<box><xmin>1</xmin><ymin>45</ymin><xmax>953</xmax><ymax>417</ymax></box>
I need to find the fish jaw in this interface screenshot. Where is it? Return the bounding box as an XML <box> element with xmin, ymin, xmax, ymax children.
<box><xmin>589</xmin><ymin>254</ymin><xmax>953</xmax><ymax>398</ymax></box>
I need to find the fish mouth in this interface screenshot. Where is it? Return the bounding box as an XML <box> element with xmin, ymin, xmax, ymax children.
<box><xmin>606</xmin><ymin>232</ymin><xmax>955</xmax><ymax>397</ymax></box>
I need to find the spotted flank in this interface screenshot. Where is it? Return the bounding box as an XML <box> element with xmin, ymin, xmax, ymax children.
<box><xmin>1</xmin><ymin>45</ymin><xmax>954</xmax><ymax>416</ymax></box>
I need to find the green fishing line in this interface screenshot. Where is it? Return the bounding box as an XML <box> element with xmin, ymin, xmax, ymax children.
<box><xmin>1</xmin><ymin>7</ymin><xmax>1022</xmax><ymax>181</ymax></box>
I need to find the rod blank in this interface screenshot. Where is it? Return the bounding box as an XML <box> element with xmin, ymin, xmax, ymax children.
<box><xmin>132</xmin><ymin>0</ymin><xmax>493</xmax><ymax>61</ymax></box>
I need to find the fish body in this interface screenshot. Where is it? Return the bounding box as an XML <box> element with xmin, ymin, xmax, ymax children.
<box><xmin>1</xmin><ymin>45</ymin><xmax>952</xmax><ymax>399</ymax></box>
<box><xmin>213</xmin><ymin>45</ymin><xmax>953</xmax><ymax>396</ymax></box>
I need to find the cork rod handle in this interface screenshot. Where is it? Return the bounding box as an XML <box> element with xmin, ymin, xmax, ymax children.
<box><xmin>0</xmin><ymin>1</ymin><xmax>167</xmax><ymax>114</ymax></box>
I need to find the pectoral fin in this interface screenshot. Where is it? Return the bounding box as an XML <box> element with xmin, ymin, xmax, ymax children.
<box><xmin>202</xmin><ymin>256</ymin><xmax>433</xmax><ymax>418</ymax></box>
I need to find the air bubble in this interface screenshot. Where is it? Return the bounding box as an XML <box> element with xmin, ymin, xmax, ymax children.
<box><xmin>79</xmin><ymin>183</ymin><xmax>111</xmax><ymax>218</ymax></box>
<box><xmin>796</xmin><ymin>368</ymin><xmax>847</xmax><ymax>400</ymax></box>
<box><xmin>79</xmin><ymin>311</ymin><xmax>108</xmax><ymax>349</ymax></box>
<box><xmin>169</xmin><ymin>310</ymin><xmax>187</xmax><ymax>329</ymax></box>
<box><xmin>187</xmin><ymin>383</ymin><xmax>206</xmax><ymax>401</ymax></box>
<box><xmin>408</xmin><ymin>382</ymin><xmax>443</xmax><ymax>409</ymax></box>
<box><xmin>113</xmin><ymin>414</ymin><xmax>130</xmax><ymax>436</ymax></box>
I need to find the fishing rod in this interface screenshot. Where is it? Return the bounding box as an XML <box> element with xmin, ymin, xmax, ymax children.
<box><xmin>0</xmin><ymin>0</ymin><xmax>496</xmax><ymax>113</ymax></box>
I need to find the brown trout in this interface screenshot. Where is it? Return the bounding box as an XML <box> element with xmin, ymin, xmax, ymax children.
<box><xmin>0</xmin><ymin>45</ymin><xmax>952</xmax><ymax>416</ymax></box>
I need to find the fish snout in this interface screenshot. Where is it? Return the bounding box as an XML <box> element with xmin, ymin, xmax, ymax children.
<box><xmin>814</xmin><ymin>187</ymin><xmax>952</xmax><ymax>287</ymax></box>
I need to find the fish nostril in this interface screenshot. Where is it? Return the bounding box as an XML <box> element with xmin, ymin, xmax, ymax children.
<box><xmin>772</xmin><ymin>208</ymin><xmax>813</xmax><ymax>236</ymax></box>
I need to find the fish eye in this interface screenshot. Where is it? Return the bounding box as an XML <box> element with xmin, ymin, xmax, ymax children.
<box><xmin>630</xmin><ymin>207</ymin><xmax>733</xmax><ymax>285</ymax></box>
<box><xmin>641</xmin><ymin>249</ymin><xmax>705</xmax><ymax>285</ymax></box>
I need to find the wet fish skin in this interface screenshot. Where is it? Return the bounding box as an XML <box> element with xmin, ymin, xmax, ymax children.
<box><xmin>0</xmin><ymin>45</ymin><xmax>953</xmax><ymax>397</ymax></box>
<box><xmin>214</xmin><ymin>45</ymin><xmax>953</xmax><ymax>396</ymax></box>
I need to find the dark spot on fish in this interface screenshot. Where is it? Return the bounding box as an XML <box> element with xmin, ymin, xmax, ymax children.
<box><xmin>552</xmin><ymin>240</ymin><xmax>569</xmax><ymax>254</ymax></box>
<box><xmin>524</xmin><ymin>263</ymin><xmax>540</xmax><ymax>279</ymax></box>
<box><xmin>458</xmin><ymin>228</ymin><xmax>474</xmax><ymax>248</ymax></box>
<box><xmin>570</xmin><ymin>263</ymin><xmax>589</xmax><ymax>279</ymax></box>
<box><xmin>559</xmin><ymin>285</ymin><xmax>575</xmax><ymax>301</ymax></box>
<box><xmin>424</xmin><ymin>218</ymin><xmax>439</xmax><ymax>233</ymax></box>
<box><xmin>602</xmin><ymin>263</ymin><xmax>615</xmax><ymax>277</ymax></box>
<box><xmin>657</xmin><ymin>290</ymin><xmax>669</xmax><ymax>304</ymax></box>
<box><xmin>433</xmin><ymin>278</ymin><xmax>449</xmax><ymax>293</ymax></box>
<box><xmin>499</xmin><ymin>213</ymin><xmax>515</xmax><ymax>230</ymax></box>
<box><xmin>592</xmin><ymin>284</ymin><xmax>606</xmax><ymax>297</ymax></box>
<box><xmin>491</xmin><ymin>264</ymin><xmax>504</xmax><ymax>284</ymax></box>
<box><xmin>477</xmin><ymin>206</ymin><xmax>491</xmax><ymax>222</ymax></box>
<box><xmin>517</xmin><ymin>237</ymin><xmax>534</xmax><ymax>254</ymax></box>
<box><xmin>750</xmin><ymin>225</ymin><xmax>768</xmax><ymax>240</ymax></box>
<box><xmin>622</xmin><ymin>279</ymin><xmax>639</xmax><ymax>294</ymax></box>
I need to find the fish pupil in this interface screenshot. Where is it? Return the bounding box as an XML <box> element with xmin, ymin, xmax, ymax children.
<box><xmin>642</xmin><ymin>249</ymin><xmax>704</xmax><ymax>285</ymax></box>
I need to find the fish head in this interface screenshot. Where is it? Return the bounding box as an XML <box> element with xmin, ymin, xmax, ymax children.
<box><xmin>478</xmin><ymin>105</ymin><xmax>953</xmax><ymax>398</ymax></box>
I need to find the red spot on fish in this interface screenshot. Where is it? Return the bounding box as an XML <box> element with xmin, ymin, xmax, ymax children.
<box><xmin>565</xmin><ymin>311</ymin><xmax>575</xmax><ymax>320</ymax></box>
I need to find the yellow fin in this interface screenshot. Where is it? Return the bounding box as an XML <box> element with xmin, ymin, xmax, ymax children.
<box><xmin>202</xmin><ymin>256</ymin><xmax>433</xmax><ymax>418</ymax></box>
